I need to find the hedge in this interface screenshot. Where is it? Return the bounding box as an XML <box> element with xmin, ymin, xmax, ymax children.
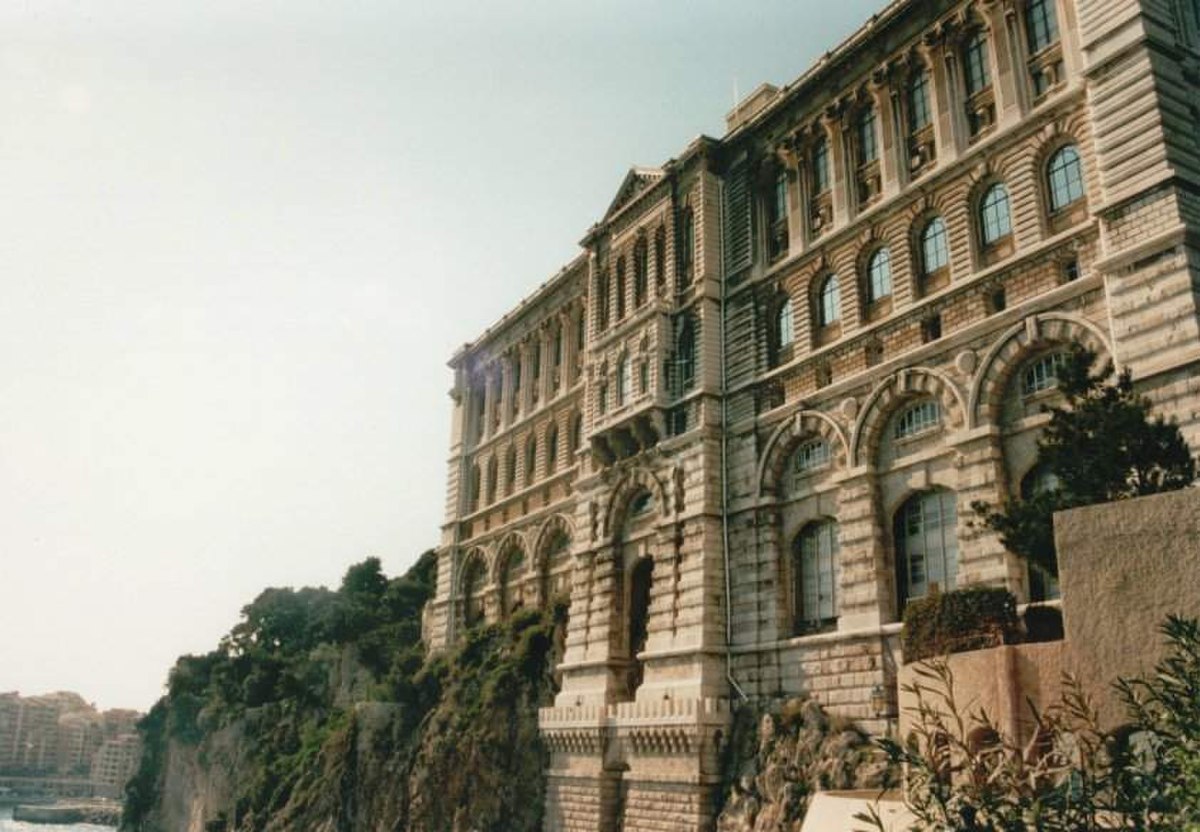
<box><xmin>901</xmin><ymin>586</ymin><xmax>1019</xmax><ymax>663</ymax></box>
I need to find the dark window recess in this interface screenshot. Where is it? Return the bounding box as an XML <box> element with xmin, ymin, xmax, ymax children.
<box><xmin>988</xmin><ymin>288</ymin><xmax>1007</xmax><ymax>314</ymax></box>
<box><xmin>922</xmin><ymin>314</ymin><xmax>943</xmax><ymax>343</ymax></box>
<box><xmin>865</xmin><ymin>339</ymin><xmax>884</xmax><ymax>367</ymax></box>
<box><xmin>1063</xmin><ymin>258</ymin><xmax>1080</xmax><ymax>282</ymax></box>
<box><xmin>815</xmin><ymin>362</ymin><xmax>833</xmax><ymax>389</ymax></box>
<box><xmin>670</xmin><ymin>406</ymin><xmax>690</xmax><ymax>436</ymax></box>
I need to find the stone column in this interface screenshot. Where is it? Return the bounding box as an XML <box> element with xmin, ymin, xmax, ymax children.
<box><xmin>823</xmin><ymin>110</ymin><xmax>851</xmax><ymax>228</ymax></box>
<box><xmin>985</xmin><ymin>2</ymin><xmax>1025</xmax><ymax>127</ymax></box>
<box><xmin>873</xmin><ymin>76</ymin><xmax>903</xmax><ymax>200</ymax></box>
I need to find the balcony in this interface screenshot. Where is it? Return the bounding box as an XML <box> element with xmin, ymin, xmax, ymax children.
<box><xmin>590</xmin><ymin>395</ymin><xmax>668</xmax><ymax>466</ymax></box>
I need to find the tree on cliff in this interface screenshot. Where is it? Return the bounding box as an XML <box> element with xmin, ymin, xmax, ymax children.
<box><xmin>972</xmin><ymin>346</ymin><xmax>1195</xmax><ymax>578</ymax></box>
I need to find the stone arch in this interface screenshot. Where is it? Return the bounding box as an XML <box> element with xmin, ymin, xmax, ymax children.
<box><xmin>757</xmin><ymin>409</ymin><xmax>850</xmax><ymax>498</ymax></box>
<box><xmin>534</xmin><ymin>513</ymin><xmax>575</xmax><ymax>605</ymax></box>
<box><xmin>967</xmin><ymin>312</ymin><xmax>1113</xmax><ymax>428</ymax></box>
<box><xmin>491</xmin><ymin>531</ymin><xmax>528</xmax><ymax>584</ymax></box>
<box><xmin>851</xmin><ymin>367</ymin><xmax>967</xmax><ymax>467</ymax></box>
<box><xmin>495</xmin><ymin>534</ymin><xmax>529</xmax><ymax>617</ymax></box>
<box><xmin>603</xmin><ymin>468</ymin><xmax>670</xmax><ymax>543</ymax></box>
<box><xmin>458</xmin><ymin>548</ymin><xmax>488</xmax><ymax>628</ymax></box>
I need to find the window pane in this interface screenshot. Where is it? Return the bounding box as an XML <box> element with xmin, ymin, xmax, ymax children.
<box><xmin>858</xmin><ymin>108</ymin><xmax>878</xmax><ymax>164</ymax></box>
<box><xmin>964</xmin><ymin>32</ymin><xmax>991</xmax><ymax>95</ymax></box>
<box><xmin>868</xmin><ymin>248</ymin><xmax>893</xmax><ymax>302</ymax></box>
<box><xmin>899</xmin><ymin>490</ymin><xmax>958</xmax><ymax>603</ymax></box>
<box><xmin>778</xmin><ymin>298</ymin><xmax>795</xmax><ymax>348</ymax></box>
<box><xmin>1022</xmin><ymin>352</ymin><xmax>1067</xmax><ymax>395</ymax></box>
<box><xmin>819</xmin><ymin>276</ymin><xmax>841</xmax><ymax>325</ymax></box>
<box><xmin>1047</xmin><ymin>145</ymin><xmax>1085</xmax><ymax>212</ymax></box>
<box><xmin>798</xmin><ymin>520</ymin><xmax>839</xmax><ymax>625</ymax></box>
<box><xmin>1026</xmin><ymin>0</ymin><xmax>1060</xmax><ymax>54</ymax></box>
<box><xmin>909</xmin><ymin>70</ymin><xmax>932</xmax><ymax>131</ymax></box>
<box><xmin>980</xmin><ymin>184</ymin><xmax>1012</xmax><ymax>245</ymax></box>
<box><xmin>921</xmin><ymin>217</ymin><xmax>950</xmax><ymax>274</ymax></box>
<box><xmin>813</xmin><ymin>140</ymin><xmax>830</xmax><ymax>193</ymax></box>
<box><xmin>895</xmin><ymin>399</ymin><xmax>941</xmax><ymax>439</ymax></box>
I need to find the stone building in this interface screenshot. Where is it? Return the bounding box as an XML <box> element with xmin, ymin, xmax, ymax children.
<box><xmin>421</xmin><ymin>0</ymin><xmax>1200</xmax><ymax>829</ymax></box>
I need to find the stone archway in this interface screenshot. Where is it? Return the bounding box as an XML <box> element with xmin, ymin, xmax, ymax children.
<box><xmin>757</xmin><ymin>409</ymin><xmax>850</xmax><ymax>499</ymax></box>
<box><xmin>850</xmin><ymin>366</ymin><xmax>967</xmax><ymax>468</ymax></box>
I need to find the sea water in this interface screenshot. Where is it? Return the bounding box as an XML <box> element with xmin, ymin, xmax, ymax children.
<box><xmin>0</xmin><ymin>807</ymin><xmax>114</xmax><ymax>831</ymax></box>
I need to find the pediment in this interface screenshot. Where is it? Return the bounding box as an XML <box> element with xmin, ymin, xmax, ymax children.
<box><xmin>603</xmin><ymin>166</ymin><xmax>664</xmax><ymax>221</ymax></box>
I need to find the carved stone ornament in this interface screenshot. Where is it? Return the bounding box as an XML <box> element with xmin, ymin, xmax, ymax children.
<box><xmin>956</xmin><ymin>349</ymin><xmax>978</xmax><ymax>375</ymax></box>
<box><xmin>840</xmin><ymin>397</ymin><xmax>859</xmax><ymax>420</ymax></box>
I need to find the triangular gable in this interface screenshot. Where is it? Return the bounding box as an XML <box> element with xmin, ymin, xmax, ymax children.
<box><xmin>603</xmin><ymin>166</ymin><xmax>664</xmax><ymax>221</ymax></box>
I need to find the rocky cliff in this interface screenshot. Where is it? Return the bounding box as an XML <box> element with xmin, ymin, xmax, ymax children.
<box><xmin>122</xmin><ymin>553</ymin><xmax>563</xmax><ymax>832</ymax></box>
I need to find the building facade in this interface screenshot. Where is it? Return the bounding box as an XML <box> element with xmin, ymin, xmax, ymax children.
<box><xmin>421</xmin><ymin>0</ymin><xmax>1200</xmax><ymax>829</ymax></box>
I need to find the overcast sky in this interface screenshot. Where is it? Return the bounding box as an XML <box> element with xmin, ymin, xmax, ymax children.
<box><xmin>0</xmin><ymin>0</ymin><xmax>882</xmax><ymax>712</ymax></box>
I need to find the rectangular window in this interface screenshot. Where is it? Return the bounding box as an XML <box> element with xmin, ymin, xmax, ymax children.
<box><xmin>857</xmin><ymin>109</ymin><xmax>878</xmax><ymax>165</ymax></box>
<box><xmin>894</xmin><ymin>400</ymin><xmax>941</xmax><ymax>439</ymax></box>
<box><xmin>909</xmin><ymin>71</ymin><xmax>932</xmax><ymax>131</ymax></box>
<box><xmin>1026</xmin><ymin>0</ymin><xmax>1059</xmax><ymax>54</ymax></box>
<box><xmin>812</xmin><ymin>140</ymin><xmax>830</xmax><ymax>193</ymax></box>
<box><xmin>964</xmin><ymin>33</ymin><xmax>991</xmax><ymax>96</ymax></box>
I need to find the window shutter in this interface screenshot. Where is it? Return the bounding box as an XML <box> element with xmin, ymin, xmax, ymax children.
<box><xmin>723</xmin><ymin>163</ymin><xmax>753</xmax><ymax>278</ymax></box>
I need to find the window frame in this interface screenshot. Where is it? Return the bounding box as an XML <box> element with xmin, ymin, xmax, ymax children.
<box><xmin>1046</xmin><ymin>144</ymin><xmax>1086</xmax><ymax>215</ymax></box>
<box><xmin>816</xmin><ymin>275</ymin><xmax>841</xmax><ymax>328</ymax></box>
<box><xmin>895</xmin><ymin>489</ymin><xmax>959</xmax><ymax>607</ymax></box>
<box><xmin>978</xmin><ymin>183</ymin><xmax>1013</xmax><ymax>249</ymax></box>
<box><xmin>794</xmin><ymin>519</ymin><xmax>841</xmax><ymax>633</ymax></box>
<box><xmin>894</xmin><ymin>399</ymin><xmax>942</xmax><ymax>440</ymax></box>
<box><xmin>866</xmin><ymin>247</ymin><xmax>894</xmax><ymax>305</ymax></box>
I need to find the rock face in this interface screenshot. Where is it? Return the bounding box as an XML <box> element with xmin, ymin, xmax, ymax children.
<box><xmin>715</xmin><ymin>699</ymin><xmax>895</xmax><ymax>832</ymax></box>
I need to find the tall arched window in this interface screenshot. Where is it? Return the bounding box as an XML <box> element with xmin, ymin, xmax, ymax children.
<box><xmin>597</xmin><ymin>272</ymin><xmax>610</xmax><ymax>330</ymax></box>
<box><xmin>866</xmin><ymin>248</ymin><xmax>893</xmax><ymax>303</ymax></box>
<box><xmin>615</xmin><ymin>257</ymin><xmax>627</xmax><ymax>320</ymax></box>
<box><xmin>979</xmin><ymin>184</ymin><xmax>1012</xmax><ymax>246</ymax></box>
<box><xmin>654</xmin><ymin>226</ymin><xmax>667</xmax><ymax>291</ymax></box>
<box><xmin>774</xmin><ymin>296</ymin><xmax>795</xmax><ymax>363</ymax></box>
<box><xmin>499</xmin><ymin>548</ymin><xmax>526</xmax><ymax>616</ymax></box>
<box><xmin>546</xmin><ymin>423</ymin><xmax>559</xmax><ymax>473</ymax></box>
<box><xmin>920</xmin><ymin>216</ymin><xmax>950</xmax><ymax>278</ymax></box>
<box><xmin>504</xmin><ymin>445</ymin><xmax>517</xmax><ymax>495</ymax></box>
<box><xmin>634</xmin><ymin>238</ymin><xmax>649</xmax><ymax>307</ymax></box>
<box><xmin>794</xmin><ymin>520</ymin><xmax>840</xmax><ymax>633</ymax></box>
<box><xmin>1046</xmin><ymin>145</ymin><xmax>1085</xmax><ymax>213</ymax></box>
<box><xmin>569</xmin><ymin>412</ymin><xmax>582</xmax><ymax>456</ymax></box>
<box><xmin>1021</xmin><ymin>465</ymin><xmax>1062</xmax><ymax>601</ymax></box>
<box><xmin>817</xmin><ymin>275</ymin><xmax>841</xmax><ymax>327</ymax></box>
<box><xmin>895</xmin><ymin>489</ymin><xmax>959</xmax><ymax>607</ymax></box>
<box><xmin>485</xmin><ymin>457</ymin><xmax>498</xmax><ymax>505</ymax></box>
<box><xmin>617</xmin><ymin>355</ymin><xmax>632</xmax><ymax>405</ymax></box>
<box><xmin>462</xmin><ymin>555</ymin><xmax>486</xmax><ymax>627</ymax></box>
<box><xmin>468</xmin><ymin>463</ymin><xmax>481</xmax><ymax>512</ymax></box>
<box><xmin>525</xmin><ymin>435</ymin><xmax>538</xmax><ymax>487</ymax></box>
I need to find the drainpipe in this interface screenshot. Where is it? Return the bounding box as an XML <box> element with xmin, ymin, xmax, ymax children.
<box><xmin>716</xmin><ymin>173</ymin><xmax>749</xmax><ymax>704</ymax></box>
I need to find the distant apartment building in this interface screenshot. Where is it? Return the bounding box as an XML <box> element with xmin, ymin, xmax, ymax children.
<box><xmin>0</xmin><ymin>691</ymin><xmax>142</xmax><ymax>787</ymax></box>
<box><xmin>90</xmin><ymin>734</ymin><xmax>142</xmax><ymax>796</ymax></box>
<box><xmin>422</xmin><ymin>0</ymin><xmax>1200</xmax><ymax>828</ymax></box>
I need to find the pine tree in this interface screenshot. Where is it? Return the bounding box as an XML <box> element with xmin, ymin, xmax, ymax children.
<box><xmin>972</xmin><ymin>346</ymin><xmax>1195</xmax><ymax>577</ymax></box>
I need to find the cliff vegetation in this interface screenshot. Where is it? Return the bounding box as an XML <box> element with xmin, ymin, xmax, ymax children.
<box><xmin>122</xmin><ymin>552</ymin><xmax>565</xmax><ymax>832</ymax></box>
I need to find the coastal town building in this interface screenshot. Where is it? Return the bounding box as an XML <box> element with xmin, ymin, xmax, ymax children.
<box><xmin>421</xmin><ymin>0</ymin><xmax>1200</xmax><ymax>828</ymax></box>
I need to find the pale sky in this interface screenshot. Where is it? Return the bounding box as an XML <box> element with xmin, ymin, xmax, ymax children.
<box><xmin>0</xmin><ymin>0</ymin><xmax>882</xmax><ymax>712</ymax></box>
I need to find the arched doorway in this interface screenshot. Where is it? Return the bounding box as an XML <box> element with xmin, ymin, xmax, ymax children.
<box><xmin>617</xmin><ymin>488</ymin><xmax>657</xmax><ymax>702</ymax></box>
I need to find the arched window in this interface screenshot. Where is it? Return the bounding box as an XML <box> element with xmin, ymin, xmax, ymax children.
<box><xmin>1046</xmin><ymin>145</ymin><xmax>1085</xmax><ymax>213</ymax></box>
<box><xmin>857</xmin><ymin>107</ymin><xmax>879</xmax><ymax>165</ymax></box>
<box><xmin>634</xmin><ymin>238</ymin><xmax>649</xmax><ymax>307</ymax></box>
<box><xmin>569</xmin><ymin>412</ymin><xmax>582</xmax><ymax>456</ymax></box>
<box><xmin>812</xmin><ymin>138</ymin><xmax>830</xmax><ymax>193</ymax></box>
<box><xmin>462</xmin><ymin>556</ymin><xmax>486</xmax><ymax>627</ymax></box>
<box><xmin>597</xmin><ymin>272</ymin><xmax>610</xmax><ymax>330</ymax></box>
<box><xmin>920</xmin><ymin>216</ymin><xmax>950</xmax><ymax>278</ymax></box>
<box><xmin>504</xmin><ymin>445</ymin><xmax>517</xmax><ymax>495</ymax></box>
<box><xmin>624</xmin><ymin>556</ymin><xmax>654</xmax><ymax>699</ymax></box>
<box><xmin>866</xmin><ymin>248</ymin><xmax>893</xmax><ymax>303</ymax></box>
<box><xmin>774</xmin><ymin>296</ymin><xmax>795</xmax><ymax>363</ymax></box>
<box><xmin>485</xmin><ymin>457</ymin><xmax>498</xmax><ymax>504</ymax></box>
<box><xmin>1022</xmin><ymin>351</ymin><xmax>1067</xmax><ymax>395</ymax></box>
<box><xmin>468</xmin><ymin>463</ymin><xmax>481</xmax><ymax>512</ymax></box>
<box><xmin>895</xmin><ymin>399</ymin><xmax>941</xmax><ymax>439</ymax></box>
<box><xmin>499</xmin><ymin>548</ymin><xmax>526</xmax><ymax>616</ymax></box>
<box><xmin>617</xmin><ymin>355</ymin><xmax>632</xmax><ymax>405</ymax></box>
<box><xmin>615</xmin><ymin>257</ymin><xmax>627</xmax><ymax>320</ymax></box>
<box><xmin>1021</xmin><ymin>464</ymin><xmax>1062</xmax><ymax>601</ymax></box>
<box><xmin>1025</xmin><ymin>0</ymin><xmax>1059</xmax><ymax>53</ymax></box>
<box><xmin>525</xmin><ymin>435</ymin><xmax>538</xmax><ymax>487</ymax></box>
<box><xmin>979</xmin><ymin>184</ymin><xmax>1012</xmax><ymax>246</ymax></box>
<box><xmin>546</xmin><ymin>424</ymin><xmax>559</xmax><ymax>473</ymax></box>
<box><xmin>909</xmin><ymin>69</ymin><xmax>932</xmax><ymax>132</ymax></box>
<box><xmin>794</xmin><ymin>520</ymin><xmax>840</xmax><ymax>632</ymax></box>
<box><xmin>895</xmin><ymin>489</ymin><xmax>959</xmax><ymax>606</ymax></box>
<box><xmin>654</xmin><ymin>226</ymin><xmax>667</xmax><ymax>291</ymax></box>
<box><xmin>817</xmin><ymin>275</ymin><xmax>841</xmax><ymax>326</ymax></box>
<box><xmin>791</xmin><ymin>439</ymin><xmax>831</xmax><ymax>478</ymax></box>
<box><xmin>963</xmin><ymin>30</ymin><xmax>992</xmax><ymax>96</ymax></box>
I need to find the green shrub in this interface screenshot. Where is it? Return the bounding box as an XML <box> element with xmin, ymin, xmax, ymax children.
<box><xmin>901</xmin><ymin>586</ymin><xmax>1018</xmax><ymax>663</ymax></box>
